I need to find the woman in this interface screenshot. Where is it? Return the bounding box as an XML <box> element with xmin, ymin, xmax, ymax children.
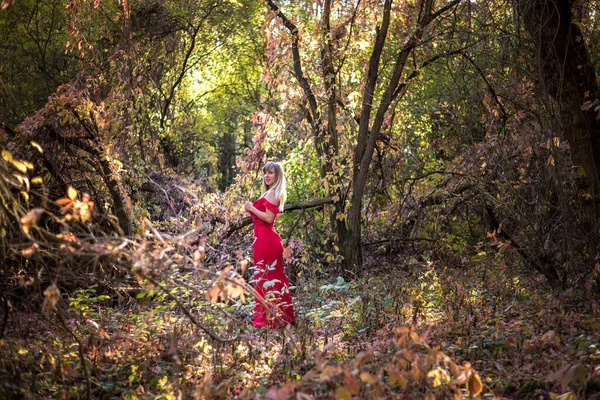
<box><xmin>244</xmin><ymin>162</ymin><xmax>295</xmax><ymax>328</ymax></box>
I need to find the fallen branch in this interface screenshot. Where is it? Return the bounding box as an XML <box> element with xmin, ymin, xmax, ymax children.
<box><xmin>222</xmin><ymin>196</ymin><xmax>334</xmax><ymax>238</ymax></box>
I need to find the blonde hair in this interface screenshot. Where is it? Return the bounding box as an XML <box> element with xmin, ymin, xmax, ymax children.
<box><xmin>261</xmin><ymin>161</ymin><xmax>287</xmax><ymax>211</ymax></box>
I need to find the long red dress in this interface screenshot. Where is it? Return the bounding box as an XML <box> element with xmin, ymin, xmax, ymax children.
<box><xmin>250</xmin><ymin>197</ymin><xmax>295</xmax><ymax>328</ymax></box>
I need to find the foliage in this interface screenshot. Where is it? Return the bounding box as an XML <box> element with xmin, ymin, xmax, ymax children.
<box><xmin>2</xmin><ymin>0</ymin><xmax>600</xmax><ymax>398</ymax></box>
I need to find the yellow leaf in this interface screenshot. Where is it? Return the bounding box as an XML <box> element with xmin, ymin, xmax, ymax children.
<box><xmin>30</xmin><ymin>141</ymin><xmax>43</xmax><ymax>153</ymax></box>
<box><xmin>428</xmin><ymin>367</ymin><xmax>450</xmax><ymax>387</ymax></box>
<box><xmin>32</xmin><ymin>176</ymin><xmax>43</xmax><ymax>185</ymax></box>
<box><xmin>335</xmin><ymin>387</ymin><xmax>351</xmax><ymax>400</ymax></box>
<box><xmin>1</xmin><ymin>149</ymin><xmax>12</xmax><ymax>162</ymax></box>
<box><xmin>67</xmin><ymin>186</ymin><xmax>77</xmax><ymax>200</ymax></box>
<box><xmin>11</xmin><ymin>160</ymin><xmax>27</xmax><ymax>173</ymax></box>
<box><xmin>555</xmin><ymin>392</ymin><xmax>578</xmax><ymax>400</ymax></box>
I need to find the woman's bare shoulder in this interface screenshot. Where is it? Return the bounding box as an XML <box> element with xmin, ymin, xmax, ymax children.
<box><xmin>265</xmin><ymin>190</ymin><xmax>279</xmax><ymax>205</ymax></box>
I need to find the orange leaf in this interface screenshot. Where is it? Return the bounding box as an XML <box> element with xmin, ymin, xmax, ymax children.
<box><xmin>394</xmin><ymin>326</ymin><xmax>410</xmax><ymax>334</ymax></box>
<box><xmin>56</xmin><ymin>198</ymin><xmax>72</xmax><ymax>206</ymax></box>
<box><xmin>20</xmin><ymin>208</ymin><xmax>44</xmax><ymax>235</ymax></box>
<box><xmin>359</xmin><ymin>372</ymin><xmax>377</xmax><ymax>385</ymax></box>
<box><xmin>205</xmin><ymin>285</ymin><xmax>220</xmax><ymax>303</ymax></box>
<box><xmin>21</xmin><ymin>247</ymin><xmax>37</xmax><ymax>257</ymax></box>
<box><xmin>344</xmin><ymin>371</ymin><xmax>360</xmax><ymax>395</ymax></box>
<box><xmin>467</xmin><ymin>372</ymin><xmax>483</xmax><ymax>397</ymax></box>
<box><xmin>239</xmin><ymin>259</ymin><xmax>248</xmax><ymax>274</ymax></box>
<box><xmin>388</xmin><ymin>371</ymin><xmax>407</xmax><ymax>389</ymax></box>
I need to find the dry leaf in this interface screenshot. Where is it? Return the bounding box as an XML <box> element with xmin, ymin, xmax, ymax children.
<box><xmin>467</xmin><ymin>371</ymin><xmax>483</xmax><ymax>397</ymax></box>
<box><xmin>67</xmin><ymin>186</ymin><xmax>77</xmax><ymax>200</ymax></box>
<box><xmin>42</xmin><ymin>284</ymin><xmax>61</xmax><ymax>313</ymax></box>
<box><xmin>20</xmin><ymin>208</ymin><xmax>44</xmax><ymax>235</ymax></box>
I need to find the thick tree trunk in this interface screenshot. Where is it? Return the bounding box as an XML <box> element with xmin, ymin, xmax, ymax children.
<box><xmin>515</xmin><ymin>0</ymin><xmax>600</xmax><ymax>217</ymax></box>
<box><xmin>514</xmin><ymin>0</ymin><xmax>600</xmax><ymax>291</ymax></box>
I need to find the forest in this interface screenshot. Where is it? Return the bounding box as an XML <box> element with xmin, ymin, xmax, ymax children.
<box><xmin>1</xmin><ymin>0</ymin><xmax>599</xmax><ymax>398</ymax></box>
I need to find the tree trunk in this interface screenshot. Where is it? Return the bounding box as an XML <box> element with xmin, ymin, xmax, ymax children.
<box><xmin>514</xmin><ymin>0</ymin><xmax>600</xmax><ymax>218</ymax></box>
<box><xmin>514</xmin><ymin>0</ymin><xmax>600</xmax><ymax>290</ymax></box>
<box><xmin>341</xmin><ymin>0</ymin><xmax>460</xmax><ymax>274</ymax></box>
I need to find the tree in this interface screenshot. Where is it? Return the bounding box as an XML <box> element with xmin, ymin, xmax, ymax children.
<box><xmin>0</xmin><ymin>0</ymin><xmax>76</xmax><ymax>126</ymax></box>
<box><xmin>265</xmin><ymin>0</ymin><xmax>463</xmax><ymax>273</ymax></box>
<box><xmin>513</xmin><ymin>0</ymin><xmax>600</xmax><ymax>288</ymax></box>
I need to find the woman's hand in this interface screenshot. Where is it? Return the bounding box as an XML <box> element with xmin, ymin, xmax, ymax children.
<box><xmin>244</xmin><ymin>201</ymin><xmax>254</xmax><ymax>213</ymax></box>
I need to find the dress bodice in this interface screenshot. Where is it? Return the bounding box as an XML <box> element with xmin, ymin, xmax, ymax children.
<box><xmin>251</xmin><ymin>197</ymin><xmax>280</xmax><ymax>230</ymax></box>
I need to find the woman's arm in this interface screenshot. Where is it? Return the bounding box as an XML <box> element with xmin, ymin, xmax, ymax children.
<box><xmin>244</xmin><ymin>201</ymin><xmax>276</xmax><ymax>224</ymax></box>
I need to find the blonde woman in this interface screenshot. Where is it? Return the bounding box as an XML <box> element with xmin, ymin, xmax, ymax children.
<box><xmin>244</xmin><ymin>162</ymin><xmax>295</xmax><ymax>328</ymax></box>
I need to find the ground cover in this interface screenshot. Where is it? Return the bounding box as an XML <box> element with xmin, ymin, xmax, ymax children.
<box><xmin>1</xmin><ymin>257</ymin><xmax>598</xmax><ymax>399</ymax></box>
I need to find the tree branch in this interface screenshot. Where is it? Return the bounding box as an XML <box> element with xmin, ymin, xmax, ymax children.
<box><xmin>222</xmin><ymin>197</ymin><xmax>334</xmax><ymax>238</ymax></box>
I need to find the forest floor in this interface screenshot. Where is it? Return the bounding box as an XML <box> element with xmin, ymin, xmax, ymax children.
<box><xmin>1</xmin><ymin>256</ymin><xmax>599</xmax><ymax>399</ymax></box>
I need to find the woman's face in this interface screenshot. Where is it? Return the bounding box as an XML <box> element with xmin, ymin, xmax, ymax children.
<box><xmin>264</xmin><ymin>168</ymin><xmax>276</xmax><ymax>187</ymax></box>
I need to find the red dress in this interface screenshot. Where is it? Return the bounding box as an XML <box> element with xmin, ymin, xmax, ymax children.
<box><xmin>249</xmin><ymin>197</ymin><xmax>295</xmax><ymax>328</ymax></box>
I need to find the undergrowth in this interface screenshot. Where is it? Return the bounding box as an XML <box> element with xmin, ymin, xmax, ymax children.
<box><xmin>1</xmin><ymin>256</ymin><xmax>598</xmax><ymax>399</ymax></box>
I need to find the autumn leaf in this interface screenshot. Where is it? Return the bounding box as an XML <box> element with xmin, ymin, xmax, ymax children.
<box><xmin>428</xmin><ymin>367</ymin><xmax>451</xmax><ymax>387</ymax></box>
<box><xmin>42</xmin><ymin>284</ymin><xmax>61</xmax><ymax>313</ymax></box>
<box><xmin>20</xmin><ymin>208</ymin><xmax>44</xmax><ymax>235</ymax></box>
<box><xmin>30</xmin><ymin>141</ymin><xmax>43</xmax><ymax>153</ymax></box>
<box><xmin>1</xmin><ymin>149</ymin><xmax>12</xmax><ymax>162</ymax></box>
<box><xmin>467</xmin><ymin>371</ymin><xmax>483</xmax><ymax>397</ymax></box>
<box><xmin>334</xmin><ymin>387</ymin><xmax>351</xmax><ymax>400</ymax></box>
<box><xmin>359</xmin><ymin>372</ymin><xmax>377</xmax><ymax>385</ymax></box>
<box><xmin>205</xmin><ymin>285</ymin><xmax>220</xmax><ymax>303</ymax></box>
<box><xmin>194</xmin><ymin>246</ymin><xmax>206</xmax><ymax>261</ymax></box>
<box><xmin>239</xmin><ymin>258</ymin><xmax>248</xmax><ymax>274</ymax></box>
<box><xmin>21</xmin><ymin>247</ymin><xmax>37</xmax><ymax>257</ymax></box>
<box><xmin>67</xmin><ymin>186</ymin><xmax>78</xmax><ymax>200</ymax></box>
<box><xmin>344</xmin><ymin>373</ymin><xmax>360</xmax><ymax>395</ymax></box>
